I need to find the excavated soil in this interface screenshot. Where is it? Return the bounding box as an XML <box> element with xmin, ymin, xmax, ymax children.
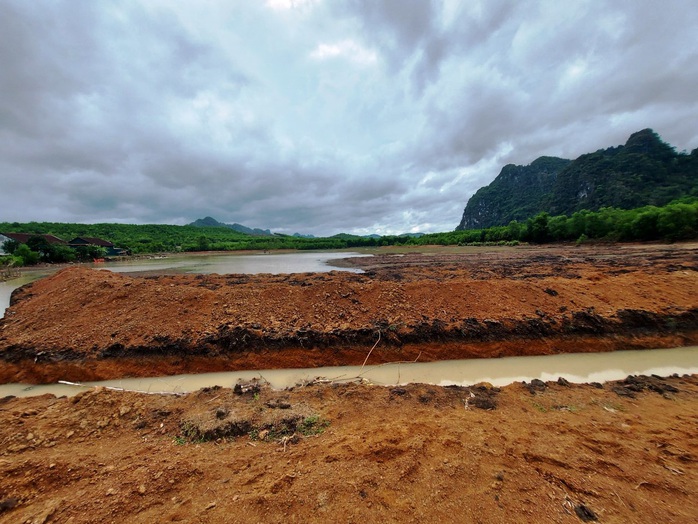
<box><xmin>0</xmin><ymin>243</ymin><xmax>697</xmax><ymax>384</ymax></box>
<box><xmin>1</xmin><ymin>375</ymin><xmax>697</xmax><ymax>523</ymax></box>
<box><xmin>0</xmin><ymin>243</ymin><xmax>697</xmax><ymax>522</ymax></box>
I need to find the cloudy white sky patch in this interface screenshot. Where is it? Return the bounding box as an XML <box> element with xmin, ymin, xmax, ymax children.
<box><xmin>1</xmin><ymin>0</ymin><xmax>697</xmax><ymax>236</ymax></box>
<box><xmin>310</xmin><ymin>39</ymin><xmax>378</xmax><ymax>64</ymax></box>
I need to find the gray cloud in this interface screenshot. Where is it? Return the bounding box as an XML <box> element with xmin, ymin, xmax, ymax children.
<box><xmin>1</xmin><ymin>0</ymin><xmax>697</xmax><ymax>235</ymax></box>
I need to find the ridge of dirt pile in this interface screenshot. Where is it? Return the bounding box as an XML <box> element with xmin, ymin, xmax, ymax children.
<box><xmin>1</xmin><ymin>375</ymin><xmax>696</xmax><ymax>523</ymax></box>
<box><xmin>1</xmin><ymin>244</ymin><xmax>698</xmax><ymax>383</ymax></box>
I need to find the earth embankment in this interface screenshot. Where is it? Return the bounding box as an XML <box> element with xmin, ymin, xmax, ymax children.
<box><xmin>0</xmin><ymin>243</ymin><xmax>697</xmax><ymax>384</ymax></box>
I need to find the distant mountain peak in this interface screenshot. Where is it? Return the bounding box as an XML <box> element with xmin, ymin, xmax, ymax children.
<box><xmin>621</xmin><ymin>128</ymin><xmax>675</xmax><ymax>159</ymax></box>
<box><xmin>194</xmin><ymin>216</ymin><xmax>221</xmax><ymax>227</ymax></box>
<box><xmin>188</xmin><ymin>217</ymin><xmax>273</xmax><ymax>236</ymax></box>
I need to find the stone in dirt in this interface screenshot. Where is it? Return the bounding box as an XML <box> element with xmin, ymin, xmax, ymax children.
<box><xmin>574</xmin><ymin>503</ymin><xmax>598</xmax><ymax>522</ymax></box>
<box><xmin>524</xmin><ymin>378</ymin><xmax>547</xmax><ymax>394</ymax></box>
<box><xmin>0</xmin><ymin>498</ymin><xmax>19</xmax><ymax>512</ymax></box>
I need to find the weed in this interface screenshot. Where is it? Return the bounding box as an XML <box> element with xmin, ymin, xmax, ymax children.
<box><xmin>531</xmin><ymin>401</ymin><xmax>548</xmax><ymax>413</ymax></box>
<box><xmin>176</xmin><ymin>421</ymin><xmax>210</xmax><ymax>444</ymax></box>
<box><xmin>298</xmin><ymin>415</ymin><xmax>330</xmax><ymax>436</ymax></box>
<box><xmin>247</xmin><ymin>415</ymin><xmax>330</xmax><ymax>442</ymax></box>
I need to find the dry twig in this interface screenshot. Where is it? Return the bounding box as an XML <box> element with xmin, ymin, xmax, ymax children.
<box><xmin>58</xmin><ymin>380</ymin><xmax>185</xmax><ymax>396</ymax></box>
<box><xmin>359</xmin><ymin>330</ymin><xmax>381</xmax><ymax>372</ymax></box>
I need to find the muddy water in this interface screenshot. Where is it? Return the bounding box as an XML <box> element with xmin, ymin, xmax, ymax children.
<box><xmin>86</xmin><ymin>251</ymin><xmax>370</xmax><ymax>275</ymax></box>
<box><xmin>0</xmin><ymin>273</ymin><xmax>50</xmax><ymax>318</ymax></box>
<box><xmin>2</xmin><ymin>346</ymin><xmax>696</xmax><ymax>398</ymax></box>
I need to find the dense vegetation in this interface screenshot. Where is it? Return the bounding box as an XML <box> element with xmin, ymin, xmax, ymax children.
<box><xmin>435</xmin><ymin>198</ymin><xmax>698</xmax><ymax>246</ymax></box>
<box><xmin>0</xmin><ymin>221</ymin><xmax>372</xmax><ymax>266</ymax></box>
<box><xmin>2</xmin><ymin>198</ymin><xmax>697</xmax><ymax>268</ymax></box>
<box><xmin>457</xmin><ymin>156</ymin><xmax>570</xmax><ymax>229</ymax></box>
<box><xmin>0</xmin><ymin>222</ymin><xmax>252</xmax><ymax>255</ymax></box>
<box><xmin>457</xmin><ymin>129</ymin><xmax>698</xmax><ymax>230</ymax></box>
<box><xmin>1</xmin><ymin>235</ymin><xmax>107</xmax><ymax>266</ymax></box>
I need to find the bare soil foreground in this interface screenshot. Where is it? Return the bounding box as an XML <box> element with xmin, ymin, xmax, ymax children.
<box><xmin>1</xmin><ymin>376</ymin><xmax>697</xmax><ymax>523</ymax></box>
<box><xmin>0</xmin><ymin>243</ymin><xmax>697</xmax><ymax>523</ymax></box>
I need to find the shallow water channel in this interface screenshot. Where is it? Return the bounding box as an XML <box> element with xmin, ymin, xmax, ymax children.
<box><xmin>2</xmin><ymin>346</ymin><xmax>697</xmax><ymax>398</ymax></box>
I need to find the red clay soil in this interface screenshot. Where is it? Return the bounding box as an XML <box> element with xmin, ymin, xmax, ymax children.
<box><xmin>1</xmin><ymin>375</ymin><xmax>697</xmax><ymax>523</ymax></box>
<box><xmin>1</xmin><ymin>243</ymin><xmax>697</xmax><ymax>523</ymax></box>
<box><xmin>0</xmin><ymin>243</ymin><xmax>697</xmax><ymax>384</ymax></box>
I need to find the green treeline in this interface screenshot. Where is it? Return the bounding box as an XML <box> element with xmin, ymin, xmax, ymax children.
<box><xmin>2</xmin><ymin>198</ymin><xmax>698</xmax><ymax>266</ymax></box>
<box><xmin>423</xmin><ymin>198</ymin><xmax>698</xmax><ymax>246</ymax></box>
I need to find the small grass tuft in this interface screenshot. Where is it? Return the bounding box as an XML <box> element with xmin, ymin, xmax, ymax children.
<box><xmin>531</xmin><ymin>401</ymin><xmax>548</xmax><ymax>413</ymax></box>
<box><xmin>298</xmin><ymin>415</ymin><xmax>330</xmax><ymax>436</ymax></box>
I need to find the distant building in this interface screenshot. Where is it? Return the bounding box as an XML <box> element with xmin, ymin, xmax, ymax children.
<box><xmin>1</xmin><ymin>232</ymin><xmax>67</xmax><ymax>245</ymax></box>
<box><xmin>67</xmin><ymin>237</ymin><xmax>129</xmax><ymax>257</ymax></box>
<box><xmin>0</xmin><ymin>234</ymin><xmax>9</xmax><ymax>255</ymax></box>
<box><xmin>0</xmin><ymin>233</ymin><xmax>68</xmax><ymax>255</ymax></box>
<box><xmin>0</xmin><ymin>233</ymin><xmax>129</xmax><ymax>258</ymax></box>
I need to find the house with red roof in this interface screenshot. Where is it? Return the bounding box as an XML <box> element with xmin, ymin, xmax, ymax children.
<box><xmin>67</xmin><ymin>237</ymin><xmax>129</xmax><ymax>257</ymax></box>
<box><xmin>0</xmin><ymin>233</ymin><xmax>67</xmax><ymax>255</ymax></box>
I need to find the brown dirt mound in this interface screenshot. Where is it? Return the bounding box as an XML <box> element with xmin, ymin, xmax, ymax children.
<box><xmin>1</xmin><ymin>243</ymin><xmax>697</xmax><ymax>383</ymax></box>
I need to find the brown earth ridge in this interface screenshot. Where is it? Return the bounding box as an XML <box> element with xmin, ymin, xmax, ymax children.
<box><xmin>0</xmin><ymin>243</ymin><xmax>697</xmax><ymax>384</ymax></box>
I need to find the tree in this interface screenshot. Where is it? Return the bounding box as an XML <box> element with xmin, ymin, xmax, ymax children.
<box><xmin>26</xmin><ymin>235</ymin><xmax>53</xmax><ymax>259</ymax></box>
<box><xmin>14</xmin><ymin>244</ymin><xmax>39</xmax><ymax>265</ymax></box>
<box><xmin>657</xmin><ymin>203</ymin><xmax>698</xmax><ymax>240</ymax></box>
<box><xmin>197</xmin><ymin>236</ymin><xmax>211</xmax><ymax>251</ymax></box>
<box><xmin>74</xmin><ymin>245</ymin><xmax>106</xmax><ymax>261</ymax></box>
<box><xmin>525</xmin><ymin>212</ymin><xmax>550</xmax><ymax>243</ymax></box>
<box><xmin>2</xmin><ymin>239</ymin><xmax>20</xmax><ymax>255</ymax></box>
<box><xmin>631</xmin><ymin>209</ymin><xmax>661</xmax><ymax>240</ymax></box>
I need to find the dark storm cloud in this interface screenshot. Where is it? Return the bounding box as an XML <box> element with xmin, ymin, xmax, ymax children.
<box><xmin>1</xmin><ymin>0</ymin><xmax>697</xmax><ymax>235</ymax></box>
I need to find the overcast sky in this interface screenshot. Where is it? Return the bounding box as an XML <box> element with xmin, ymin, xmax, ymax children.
<box><xmin>1</xmin><ymin>0</ymin><xmax>697</xmax><ymax>236</ymax></box>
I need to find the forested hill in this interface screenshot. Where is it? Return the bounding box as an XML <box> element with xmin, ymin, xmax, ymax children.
<box><xmin>456</xmin><ymin>129</ymin><xmax>698</xmax><ymax>230</ymax></box>
<box><xmin>456</xmin><ymin>156</ymin><xmax>571</xmax><ymax>230</ymax></box>
<box><xmin>188</xmin><ymin>216</ymin><xmax>273</xmax><ymax>236</ymax></box>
